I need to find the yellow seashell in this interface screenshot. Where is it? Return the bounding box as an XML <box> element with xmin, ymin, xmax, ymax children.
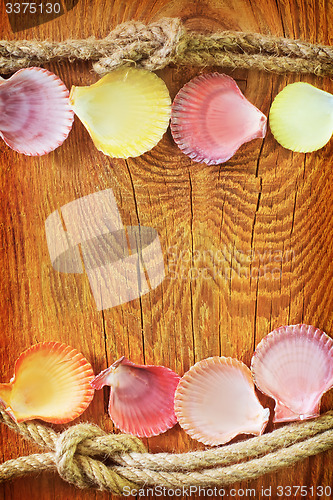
<box><xmin>0</xmin><ymin>342</ymin><xmax>94</xmax><ymax>423</ymax></box>
<box><xmin>269</xmin><ymin>82</ymin><xmax>333</xmax><ymax>153</ymax></box>
<box><xmin>70</xmin><ymin>68</ymin><xmax>171</xmax><ymax>158</ymax></box>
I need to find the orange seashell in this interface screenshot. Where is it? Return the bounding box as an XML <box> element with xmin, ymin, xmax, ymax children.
<box><xmin>0</xmin><ymin>342</ymin><xmax>95</xmax><ymax>423</ymax></box>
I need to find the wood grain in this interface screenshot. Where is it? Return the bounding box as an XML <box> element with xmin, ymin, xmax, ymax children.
<box><xmin>0</xmin><ymin>0</ymin><xmax>332</xmax><ymax>499</ymax></box>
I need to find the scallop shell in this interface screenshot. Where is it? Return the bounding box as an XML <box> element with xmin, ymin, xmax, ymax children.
<box><xmin>174</xmin><ymin>357</ymin><xmax>269</xmax><ymax>446</ymax></box>
<box><xmin>0</xmin><ymin>342</ymin><xmax>95</xmax><ymax>423</ymax></box>
<box><xmin>170</xmin><ymin>73</ymin><xmax>267</xmax><ymax>165</ymax></box>
<box><xmin>91</xmin><ymin>356</ymin><xmax>180</xmax><ymax>437</ymax></box>
<box><xmin>251</xmin><ymin>324</ymin><xmax>333</xmax><ymax>423</ymax></box>
<box><xmin>0</xmin><ymin>67</ymin><xmax>74</xmax><ymax>156</ymax></box>
<box><xmin>269</xmin><ymin>82</ymin><xmax>333</xmax><ymax>152</ymax></box>
<box><xmin>69</xmin><ymin>68</ymin><xmax>171</xmax><ymax>158</ymax></box>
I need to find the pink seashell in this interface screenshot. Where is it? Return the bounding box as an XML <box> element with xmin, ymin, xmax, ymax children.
<box><xmin>91</xmin><ymin>356</ymin><xmax>180</xmax><ymax>437</ymax></box>
<box><xmin>251</xmin><ymin>324</ymin><xmax>333</xmax><ymax>423</ymax></box>
<box><xmin>174</xmin><ymin>357</ymin><xmax>269</xmax><ymax>446</ymax></box>
<box><xmin>0</xmin><ymin>67</ymin><xmax>74</xmax><ymax>155</ymax></box>
<box><xmin>170</xmin><ymin>72</ymin><xmax>267</xmax><ymax>165</ymax></box>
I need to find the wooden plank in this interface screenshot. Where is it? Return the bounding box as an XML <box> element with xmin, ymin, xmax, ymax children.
<box><xmin>0</xmin><ymin>0</ymin><xmax>332</xmax><ymax>499</ymax></box>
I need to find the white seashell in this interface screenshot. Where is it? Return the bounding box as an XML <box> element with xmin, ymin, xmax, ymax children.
<box><xmin>251</xmin><ymin>324</ymin><xmax>333</xmax><ymax>423</ymax></box>
<box><xmin>174</xmin><ymin>357</ymin><xmax>269</xmax><ymax>446</ymax></box>
<box><xmin>0</xmin><ymin>67</ymin><xmax>74</xmax><ymax>155</ymax></box>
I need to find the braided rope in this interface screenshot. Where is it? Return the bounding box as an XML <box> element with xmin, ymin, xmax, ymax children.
<box><xmin>1</xmin><ymin>409</ymin><xmax>333</xmax><ymax>495</ymax></box>
<box><xmin>1</xmin><ymin>18</ymin><xmax>333</xmax><ymax>76</ymax></box>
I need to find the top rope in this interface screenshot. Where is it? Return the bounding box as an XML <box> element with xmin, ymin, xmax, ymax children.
<box><xmin>1</xmin><ymin>18</ymin><xmax>333</xmax><ymax>76</ymax></box>
<box><xmin>1</xmin><ymin>409</ymin><xmax>333</xmax><ymax>495</ymax></box>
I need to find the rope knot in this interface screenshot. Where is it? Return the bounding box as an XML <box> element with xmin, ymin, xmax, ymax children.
<box><xmin>93</xmin><ymin>18</ymin><xmax>185</xmax><ymax>74</ymax></box>
<box><xmin>54</xmin><ymin>423</ymin><xmax>145</xmax><ymax>492</ymax></box>
<box><xmin>55</xmin><ymin>424</ymin><xmax>105</xmax><ymax>488</ymax></box>
<box><xmin>1</xmin><ymin>409</ymin><xmax>333</xmax><ymax>492</ymax></box>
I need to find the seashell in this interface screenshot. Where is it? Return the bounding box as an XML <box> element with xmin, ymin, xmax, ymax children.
<box><xmin>269</xmin><ymin>82</ymin><xmax>333</xmax><ymax>152</ymax></box>
<box><xmin>0</xmin><ymin>67</ymin><xmax>74</xmax><ymax>156</ymax></box>
<box><xmin>69</xmin><ymin>68</ymin><xmax>171</xmax><ymax>158</ymax></box>
<box><xmin>91</xmin><ymin>356</ymin><xmax>180</xmax><ymax>437</ymax></box>
<box><xmin>174</xmin><ymin>357</ymin><xmax>269</xmax><ymax>446</ymax></box>
<box><xmin>0</xmin><ymin>342</ymin><xmax>95</xmax><ymax>423</ymax></box>
<box><xmin>170</xmin><ymin>72</ymin><xmax>267</xmax><ymax>165</ymax></box>
<box><xmin>251</xmin><ymin>324</ymin><xmax>333</xmax><ymax>423</ymax></box>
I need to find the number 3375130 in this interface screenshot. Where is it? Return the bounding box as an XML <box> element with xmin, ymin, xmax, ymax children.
<box><xmin>5</xmin><ymin>3</ymin><xmax>61</xmax><ymax>14</ymax></box>
<box><xmin>277</xmin><ymin>486</ymin><xmax>332</xmax><ymax>497</ymax></box>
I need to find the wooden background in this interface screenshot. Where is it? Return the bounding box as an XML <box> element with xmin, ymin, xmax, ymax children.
<box><xmin>0</xmin><ymin>0</ymin><xmax>332</xmax><ymax>498</ymax></box>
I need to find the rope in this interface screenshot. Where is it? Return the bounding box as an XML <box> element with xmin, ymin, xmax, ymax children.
<box><xmin>1</xmin><ymin>409</ymin><xmax>333</xmax><ymax>494</ymax></box>
<box><xmin>1</xmin><ymin>18</ymin><xmax>333</xmax><ymax>76</ymax></box>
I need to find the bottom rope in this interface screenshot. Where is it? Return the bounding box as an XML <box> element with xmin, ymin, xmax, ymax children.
<box><xmin>0</xmin><ymin>410</ymin><xmax>332</xmax><ymax>495</ymax></box>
